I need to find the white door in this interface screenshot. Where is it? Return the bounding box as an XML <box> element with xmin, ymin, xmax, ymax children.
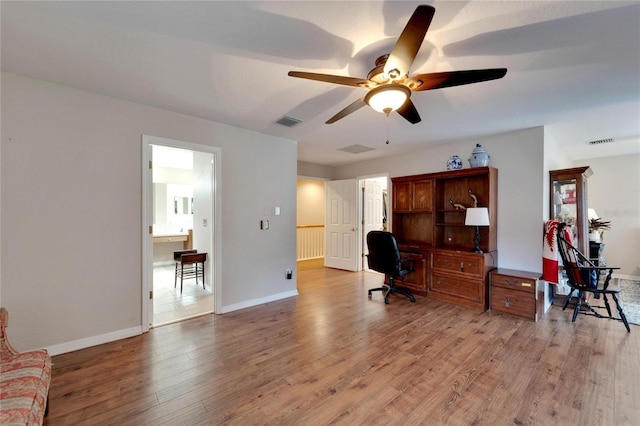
<box><xmin>325</xmin><ymin>179</ymin><xmax>358</xmax><ymax>271</ymax></box>
<box><xmin>362</xmin><ymin>178</ymin><xmax>386</xmax><ymax>270</ymax></box>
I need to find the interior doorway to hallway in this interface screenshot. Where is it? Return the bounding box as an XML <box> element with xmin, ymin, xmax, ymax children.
<box><xmin>142</xmin><ymin>136</ymin><xmax>221</xmax><ymax>330</ymax></box>
<box><xmin>296</xmin><ymin>175</ymin><xmax>387</xmax><ymax>273</ymax></box>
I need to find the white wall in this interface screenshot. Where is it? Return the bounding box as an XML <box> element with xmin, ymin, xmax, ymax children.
<box><xmin>334</xmin><ymin>127</ymin><xmax>546</xmax><ymax>273</ymax></box>
<box><xmin>578</xmin><ymin>154</ymin><xmax>640</xmax><ymax>277</ymax></box>
<box><xmin>1</xmin><ymin>72</ymin><xmax>298</xmax><ymax>352</ymax></box>
<box><xmin>543</xmin><ymin>129</ymin><xmax>573</xmax><ymax>220</ymax></box>
<box><xmin>297</xmin><ymin>161</ymin><xmax>334</xmax><ymax>180</ymax></box>
<box><xmin>297</xmin><ymin>179</ymin><xmax>325</xmax><ymax>226</ymax></box>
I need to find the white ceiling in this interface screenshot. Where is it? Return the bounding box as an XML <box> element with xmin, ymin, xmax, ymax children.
<box><xmin>2</xmin><ymin>1</ymin><xmax>639</xmax><ymax>166</ymax></box>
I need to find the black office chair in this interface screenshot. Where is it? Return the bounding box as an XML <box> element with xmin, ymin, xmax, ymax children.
<box><xmin>366</xmin><ymin>231</ymin><xmax>416</xmax><ymax>304</ymax></box>
<box><xmin>556</xmin><ymin>223</ymin><xmax>630</xmax><ymax>332</ymax></box>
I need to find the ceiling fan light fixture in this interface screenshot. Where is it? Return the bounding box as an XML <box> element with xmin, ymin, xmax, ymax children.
<box><xmin>364</xmin><ymin>84</ymin><xmax>410</xmax><ymax>116</ymax></box>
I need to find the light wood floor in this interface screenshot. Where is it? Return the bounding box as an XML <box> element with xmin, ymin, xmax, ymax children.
<box><xmin>44</xmin><ymin>261</ymin><xmax>639</xmax><ymax>425</ymax></box>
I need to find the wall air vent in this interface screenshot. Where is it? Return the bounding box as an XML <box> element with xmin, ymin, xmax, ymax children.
<box><xmin>587</xmin><ymin>138</ymin><xmax>614</xmax><ymax>145</ymax></box>
<box><xmin>276</xmin><ymin>116</ymin><xmax>302</xmax><ymax>127</ymax></box>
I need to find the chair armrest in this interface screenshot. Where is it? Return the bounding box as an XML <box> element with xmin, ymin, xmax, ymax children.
<box><xmin>0</xmin><ymin>307</ymin><xmax>20</xmax><ymax>356</ymax></box>
<box><xmin>400</xmin><ymin>258</ymin><xmax>416</xmax><ymax>271</ymax></box>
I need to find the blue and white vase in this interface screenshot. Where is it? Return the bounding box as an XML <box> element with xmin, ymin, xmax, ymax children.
<box><xmin>468</xmin><ymin>144</ymin><xmax>490</xmax><ymax>167</ymax></box>
<box><xmin>446</xmin><ymin>155</ymin><xmax>463</xmax><ymax>170</ymax></box>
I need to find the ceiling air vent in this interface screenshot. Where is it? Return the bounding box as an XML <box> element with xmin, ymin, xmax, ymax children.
<box><xmin>276</xmin><ymin>116</ymin><xmax>302</xmax><ymax>127</ymax></box>
<box><xmin>338</xmin><ymin>144</ymin><xmax>375</xmax><ymax>154</ymax></box>
<box><xmin>587</xmin><ymin>138</ymin><xmax>614</xmax><ymax>145</ymax></box>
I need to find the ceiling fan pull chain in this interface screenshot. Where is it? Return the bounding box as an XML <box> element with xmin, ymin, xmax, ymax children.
<box><xmin>386</xmin><ymin>118</ymin><xmax>390</xmax><ymax>145</ymax></box>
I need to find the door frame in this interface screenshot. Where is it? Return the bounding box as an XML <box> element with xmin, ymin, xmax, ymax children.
<box><xmin>141</xmin><ymin>135</ymin><xmax>222</xmax><ymax>332</ymax></box>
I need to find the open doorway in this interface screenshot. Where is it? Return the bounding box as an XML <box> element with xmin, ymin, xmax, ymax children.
<box><xmin>296</xmin><ymin>175</ymin><xmax>387</xmax><ymax>273</ymax></box>
<box><xmin>142</xmin><ymin>136</ymin><xmax>220</xmax><ymax>330</ymax></box>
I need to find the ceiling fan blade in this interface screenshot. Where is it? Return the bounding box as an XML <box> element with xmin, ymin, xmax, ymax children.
<box><xmin>288</xmin><ymin>71</ymin><xmax>368</xmax><ymax>88</ymax></box>
<box><xmin>396</xmin><ymin>99</ymin><xmax>421</xmax><ymax>124</ymax></box>
<box><xmin>326</xmin><ymin>98</ymin><xmax>367</xmax><ymax>124</ymax></box>
<box><xmin>384</xmin><ymin>5</ymin><xmax>435</xmax><ymax>79</ymax></box>
<box><xmin>408</xmin><ymin>68</ymin><xmax>508</xmax><ymax>92</ymax></box>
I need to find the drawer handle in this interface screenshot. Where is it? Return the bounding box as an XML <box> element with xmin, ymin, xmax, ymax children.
<box><xmin>460</xmin><ymin>262</ymin><xmax>464</xmax><ymax>272</ymax></box>
<box><xmin>504</xmin><ymin>296</ymin><xmax>520</xmax><ymax>307</ymax></box>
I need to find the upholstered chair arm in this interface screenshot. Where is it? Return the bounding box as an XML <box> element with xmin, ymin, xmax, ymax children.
<box><xmin>0</xmin><ymin>307</ymin><xmax>20</xmax><ymax>356</ymax></box>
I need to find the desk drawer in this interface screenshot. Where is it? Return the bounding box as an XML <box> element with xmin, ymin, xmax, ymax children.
<box><xmin>430</xmin><ymin>272</ymin><xmax>482</xmax><ymax>303</ymax></box>
<box><xmin>491</xmin><ymin>286</ymin><xmax>535</xmax><ymax>320</ymax></box>
<box><xmin>491</xmin><ymin>274</ymin><xmax>536</xmax><ymax>294</ymax></box>
<box><xmin>432</xmin><ymin>252</ymin><xmax>482</xmax><ymax>275</ymax></box>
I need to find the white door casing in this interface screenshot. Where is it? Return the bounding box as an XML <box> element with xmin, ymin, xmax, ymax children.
<box><xmin>142</xmin><ymin>135</ymin><xmax>221</xmax><ymax>331</ymax></box>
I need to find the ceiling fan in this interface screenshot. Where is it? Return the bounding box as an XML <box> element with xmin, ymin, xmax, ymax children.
<box><xmin>288</xmin><ymin>5</ymin><xmax>507</xmax><ymax>124</ymax></box>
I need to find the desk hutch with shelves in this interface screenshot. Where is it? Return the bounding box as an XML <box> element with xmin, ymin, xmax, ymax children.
<box><xmin>391</xmin><ymin>167</ymin><xmax>497</xmax><ymax>311</ymax></box>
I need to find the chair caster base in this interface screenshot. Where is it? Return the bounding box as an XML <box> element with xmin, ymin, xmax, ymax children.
<box><xmin>384</xmin><ymin>298</ymin><xmax>390</xmax><ymax>304</ymax></box>
<box><xmin>410</xmin><ymin>296</ymin><xmax>416</xmax><ymax>303</ymax></box>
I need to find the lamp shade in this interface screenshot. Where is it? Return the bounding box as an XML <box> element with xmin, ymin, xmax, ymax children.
<box><xmin>364</xmin><ymin>84</ymin><xmax>410</xmax><ymax>115</ymax></box>
<box><xmin>465</xmin><ymin>207</ymin><xmax>490</xmax><ymax>226</ymax></box>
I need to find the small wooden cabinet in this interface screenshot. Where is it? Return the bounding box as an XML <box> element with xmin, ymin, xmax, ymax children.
<box><xmin>490</xmin><ymin>269</ymin><xmax>545</xmax><ymax>321</ymax></box>
<box><xmin>387</xmin><ymin>248</ymin><xmax>428</xmax><ymax>296</ymax></box>
<box><xmin>392</xmin><ymin>178</ymin><xmax>433</xmax><ymax>212</ymax></box>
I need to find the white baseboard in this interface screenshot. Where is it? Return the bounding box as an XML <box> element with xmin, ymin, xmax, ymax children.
<box><xmin>45</xmin><ymin>326</ymin><xmax>143</xmax><ymax>356</ymax></box>
<box><xmin>219</xmin><ymin>290</ymin><xmax>299</xmax><ymax>314</ymax></box>
<box><xmin>43</xmin><ymin>291</ymin><xmax>298</xmax><ymax>355</ymax></box>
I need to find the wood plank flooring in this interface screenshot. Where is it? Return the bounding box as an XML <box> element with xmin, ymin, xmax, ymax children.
<box><xmin>44</xmin><ymin>261</ymin><xmax>639</xmax><ymax>425</ymax></box>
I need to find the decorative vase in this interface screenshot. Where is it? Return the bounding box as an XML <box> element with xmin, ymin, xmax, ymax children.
<box><xmin>446</xmin><ymin>155</ymin><xmax>463</xmax><ymax>170</ymax></box>
<box><xmin>468</xmin><ymin>144</ymin><xmax>490</xmax><ymax>167</ymax></box>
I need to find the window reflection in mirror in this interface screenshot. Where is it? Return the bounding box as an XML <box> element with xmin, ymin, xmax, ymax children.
<box><xmin>174</xmin><ymin>196</ymin><xmax>193</xmax><ymax>215</ymax></box>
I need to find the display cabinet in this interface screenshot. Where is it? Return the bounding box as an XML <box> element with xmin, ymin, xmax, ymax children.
<box><xmin>549</xmin><ymin>166</ymin><xmax>592</xmax><ymax>255</ymax></box>
<box><xmin>391</xmin><ymin>167</ymin><xmax>498</xmax><ymax>309</ymax></box>
<box><xmin>433</xmin><ymin>167</ymin><xmax>497</xmax><ymax>252</ymax></box>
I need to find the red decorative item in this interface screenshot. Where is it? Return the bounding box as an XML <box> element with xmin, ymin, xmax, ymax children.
<box><xmin>563</xmin><ymin>189</ymin><xmax>576</xmax><ymax>204</ymax></box>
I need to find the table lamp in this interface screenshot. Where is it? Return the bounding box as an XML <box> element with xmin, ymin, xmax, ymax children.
<box><xmin>465</xmin><ymin>207</ymin><xmax>490</xmax><ymax>253</ymax></box>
